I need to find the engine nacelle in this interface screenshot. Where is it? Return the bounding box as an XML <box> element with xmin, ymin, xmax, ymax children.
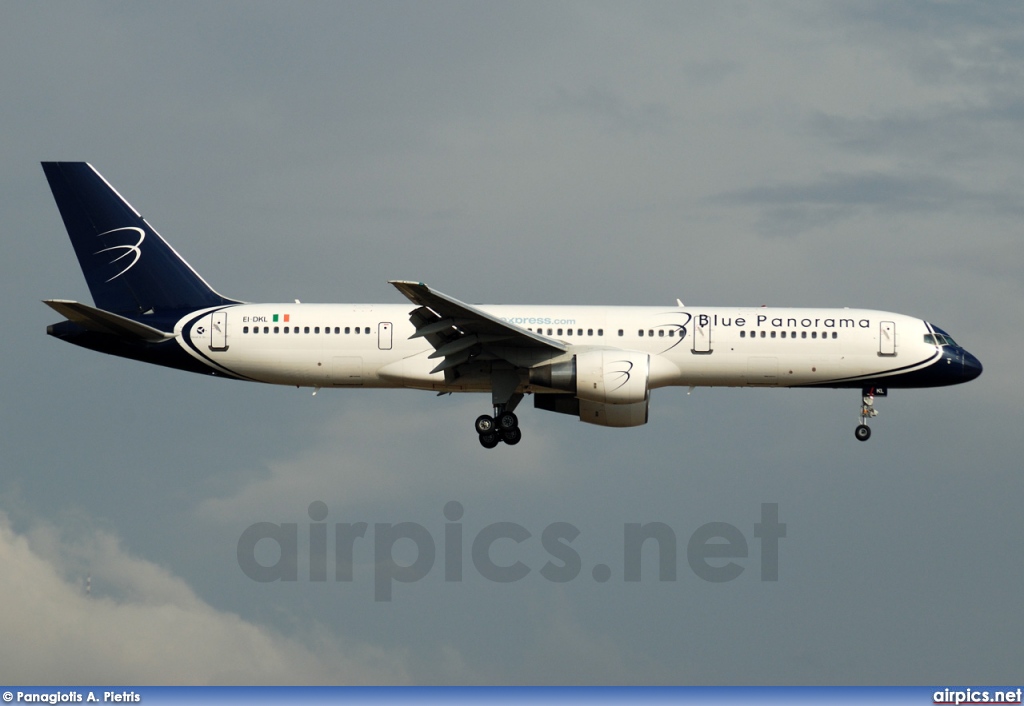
<box><xmin>534</xmin><ymin>393</ymin><xmax>650</xmax><ymax>427</ymax></box>
<box><xmin>579</xmin><ymin>398</ymin><xmax>649</xmax><ymax>427</ymax></box>
<box><xmin>531</xmin><ymin>349</ymin><xmax>651</xmax><ymax>427</ymax></box>
<box><xmin>530</xmin><ymin>349</ymin><xmax>650</xmax><ymax>405</ymax></box>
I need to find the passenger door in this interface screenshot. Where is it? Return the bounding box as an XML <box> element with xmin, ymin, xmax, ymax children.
<box><xmin>692</xmin><ymin>317</ymin><xmax>712</xmax><ymax>354</ymax></box>
<box><xmin>378</xmin><ymin>322</ymin><xmax>393</xmax><ymax>350</ymax></box>
<box><xmin>210</xmin><ymin>311</ymin><xmax>228</xmax><ymax>351</ymax></box>
<box><xmin>879</xmin><ymin>321</ymin><xmax>896</xmax><ymax>356</ymax></box>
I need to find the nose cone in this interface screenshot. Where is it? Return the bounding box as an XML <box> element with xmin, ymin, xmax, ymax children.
<box><xmin>963</xmin><ymin>350</ymin><xmax>983</xmax><ymax>381</ymax></box>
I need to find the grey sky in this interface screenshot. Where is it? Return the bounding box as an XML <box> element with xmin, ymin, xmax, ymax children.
<box><xmin>2</xmin><ymin>1</ymin><xmax>1022</xmax><ymax>684</ymax></box>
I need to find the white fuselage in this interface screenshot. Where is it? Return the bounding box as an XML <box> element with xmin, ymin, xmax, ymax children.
<box><xmin>176</xmin><ymin>303</ymin><xmax>938</xmax><ymax>392</ymax></box>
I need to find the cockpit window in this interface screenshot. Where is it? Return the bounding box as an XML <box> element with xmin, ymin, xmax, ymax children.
<box><xmin>924</xmin><ymin>333</ymin><xmax>959</xmax><ymax>347</ymax></box>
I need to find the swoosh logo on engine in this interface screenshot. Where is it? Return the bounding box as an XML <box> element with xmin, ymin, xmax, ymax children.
<box><xmin>607</xmin><ymin>360</ymin><xmax>634</xmax><ymax>391</ymax></box>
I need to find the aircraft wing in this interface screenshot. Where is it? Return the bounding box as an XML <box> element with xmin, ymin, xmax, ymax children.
<box><xmin>388</xmin><ymin>281</ymin><xmax>568</xmax><ymax>376</ymax></box>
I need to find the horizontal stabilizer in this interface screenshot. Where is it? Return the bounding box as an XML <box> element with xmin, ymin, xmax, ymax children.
<box><xmin>44</xmin><ymin>299</ymin><xmax>175</xmax><ymax>342</ymax></box>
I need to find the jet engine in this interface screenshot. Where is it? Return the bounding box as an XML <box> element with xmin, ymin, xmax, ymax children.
<box><xmin>531</xmin><ymin>350</ymin><xmax>650</xmax><ymax>427</ymax></box>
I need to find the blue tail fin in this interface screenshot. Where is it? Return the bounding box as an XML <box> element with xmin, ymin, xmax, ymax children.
<box><xmin>42</xmin><ymin>162</ymin><xmax>239</xmax><ymax>315</ymax></box>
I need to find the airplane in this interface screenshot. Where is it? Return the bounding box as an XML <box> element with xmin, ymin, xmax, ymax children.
<box><xmin>41</xmin><ymin>162</ymin><xmax>983</xmax><ymax>448</ymax></box>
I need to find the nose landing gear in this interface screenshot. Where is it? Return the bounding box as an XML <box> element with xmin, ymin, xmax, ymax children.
<box><xmin>855</xmin><ymin>386</ymin><xmax>886</xmax><ymax>441</ymax></box>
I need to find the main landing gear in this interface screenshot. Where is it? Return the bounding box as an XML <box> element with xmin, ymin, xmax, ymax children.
<box><xmin>476</xmin><ymin>371</ymin><xmax>524</xmax><ymax>449</ymax></box>
<box><xmin>476</xmin><ymin>407</ymin><xmax>521</xmax><ymax>448</ymax></box>
<box><xmin>855</xmin><ymin>386</ymin><xmax>886</xmax><ymax>441</ymax></box>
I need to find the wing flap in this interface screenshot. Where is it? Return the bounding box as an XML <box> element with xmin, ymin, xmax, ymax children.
<box><xmin>390</xmin><ymin>281</ymin><xmax>566</xmax><ymax>351</ymax></box>
<box><xmin>389</xmin><ymin>281</ymin><xmax>567</xmax><ymax>378</ymax></box>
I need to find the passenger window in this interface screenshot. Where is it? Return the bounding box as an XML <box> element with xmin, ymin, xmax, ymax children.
<box><xmin>315</xmin><ymin>327</ymin><xmax>320</xmax><ymax>334</ymax></box>
<box><xmin>243</xmin><ymin>326</ymin><xmax>249</xmax><ymax>334</ymax></box>
<box><xmin>364</xmin><ymin>327</ymin><xmax>370</xmax><ymax>334</ymax></box>
<box><xmin>567</xmin><ymin>329</ymin><xmax>573</xmax><ymax>336</ymax></box>
<box><xmin>558</xmin><ymin>328</ymin><xmax>563</xmax><ymax>336</ymax></box>
<box><xmin>760</xmin><ymin>331</ymin><xmax>766</xmax><ymax>338</ymax></box>
<box><xmin>345</xmin><ymin>327</ymin><xmax>351</xmax><ymax>334</ymax></box>
<box><xmin>832</xmin><ymin>332</ymin><xmax>837</xmax><ymax>339</ymax></box>
<box><xmin>781</xmin><ymin>331</ymin><xmax>786</xmax><ymax>338</ymax></box>
<box><xmin>638</xmin><ymin>330</ymin><xmax>644</xmax><ymax>337</ymax></box>
<box><xmin>264</xmin><ymin>326</ymin><xmax>269</xmax><ymax>334</ymax></box>
<box><xmin>771</xmin><ymin>331</ymin><xmax>776</xmax><ymax>338</ymax></box>
<box><xmin>658</xmin><ymin>330</ymin><xmax>665</xmax><ymax>337</ymax></box>
<box><xmin>577</xmin><ymin>329</ymin><xmax>583</xmax><ymax>336</ymax></box>
<box><xmin>740</xmin><ymin>331</ymin><xmax>745</xmax><ymax>338</ymax></box>
<box><xmin>801</xmin><ymin>331</ymin><xmax>807</xmax><ymax>339</ymax></box>
<box><xmin>274</xmin><ymin>326</ymin><xmax>279</xmax><ymax>334</ymax></box>
<box><xmin>588</xmin><ymin>329</ymin><xmax>593</xmax><ymax>336</ymax></box>
<box><xmin>598</xmin><ymin>329</ymin><xmax>604</xmax><ymax>336</ymax></box>
<box><xmin>618</xmin><ymin>329</ymin><xmax>623</xmax><ymax>336</ymax></box>
<box><xmin>668</xmin><ymin>330</ymin><xmax>674</xmax><ymax>337</ymax></box>
<box><xmin>304</xmin><ymin>327</ymin><xmax>310</xmax><ymax>334</ymax></box>
<box><xmin>811</xmin><ymin>331</ymin><xmax>817</xmax><ymax>339</ymax></box>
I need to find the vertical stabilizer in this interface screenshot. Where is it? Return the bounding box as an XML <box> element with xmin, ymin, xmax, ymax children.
<box><xmin>41</xmin><ymin>162</ymin><xmax>238</xmax><ymax>315</ymax></box>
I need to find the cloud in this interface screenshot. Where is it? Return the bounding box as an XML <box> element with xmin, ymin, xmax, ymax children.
<box><xmin>0</xmin><ymin>513</ymin><xmax>408</xmax><ymax>685</ymax></box>
<box><xmin>713</xmin><ymin>170</ymin><xmax>1024</xmax><ymax>236</ymax></box>
<box><xmin>808</xmin><ymin>96</ymin><xmax>1024</xmax><ymax>167</ymax></box>
<box><xmin>540</xmin><ymin>86</ymin><xmax>675</xmax><ymax>136</ymax></box>
<box><xmin>195</xmin><ymin>394</ymin><xmax>566</xmax><ymax>526</ymax></box>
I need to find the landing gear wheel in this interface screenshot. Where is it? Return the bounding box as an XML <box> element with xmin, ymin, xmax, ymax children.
<box><xmin>500</xmin><ymin>427</ymin><xmax>522</xmax><ymax>445</ymax></box>
<box><xmin>497</xmin><ymin>411</ymin><xmax>519</xmax><ymax>430</ymax></box>
<box><xmin>855</xmin><ymin>424</ymin><xmax>871</xmax><ymax>442</ymax></box>
<box><xmin>475</xmin><ymin>415</ymin><xmax>495</xmax><ymax>435</ymax></box>
<box><xmin>479</xmin><ymin>431</ymin><xmax>500</xmax><ymax>449</ymax></box>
